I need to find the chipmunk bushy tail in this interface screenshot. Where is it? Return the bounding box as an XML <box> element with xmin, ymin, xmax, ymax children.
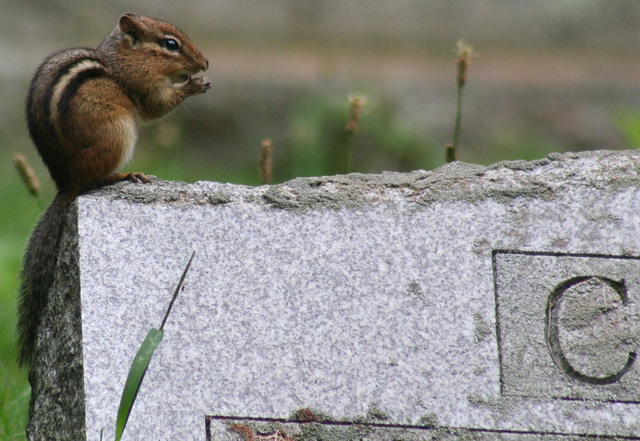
<box><xmin>17</xmin><ymin>192</ymin><xmax>74</xmax><ymax>366</ymax></box>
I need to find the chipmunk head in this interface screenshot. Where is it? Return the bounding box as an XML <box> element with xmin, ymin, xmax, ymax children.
<box><xmin>98</xmin><ymin>13</ymin><xmax>209</xmax><ymax>93</ymax></box>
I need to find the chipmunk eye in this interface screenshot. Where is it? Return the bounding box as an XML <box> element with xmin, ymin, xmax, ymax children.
<box><xmin>159</xmin><ymin>38</ymin><xmax>181</xmax><ymax>52</ymax></box>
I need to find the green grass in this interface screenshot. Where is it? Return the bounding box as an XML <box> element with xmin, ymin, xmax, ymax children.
<box><xmin>0</xmin><ymin>361</ymin><xmax>29</xmax><ymax>441</ymax></box>
<box><xmin>0</xmin><ymin>150</ymin><xmax>43</xmax><ymax>441</ymax></box>
<box><xmin>612</xmin><ymin>105</ymin><xmax>640</xmax><ymax>149</ymax></box>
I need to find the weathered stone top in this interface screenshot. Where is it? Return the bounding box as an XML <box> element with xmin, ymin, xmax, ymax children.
<box><xmin>95</xmin><ymin>149</ymin><xmax>640</xmax><ymax>209</ymax></box>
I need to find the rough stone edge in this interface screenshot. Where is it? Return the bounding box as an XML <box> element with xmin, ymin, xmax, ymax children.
<box><xmin>27</xmin><ymin>202</ymin><xmax>85</xmax><ymax>441</ymax></box>
<box><xmin>87</xmin><ymin>150</ymin><xmax>640</xmax><ymax>211</ymax></box>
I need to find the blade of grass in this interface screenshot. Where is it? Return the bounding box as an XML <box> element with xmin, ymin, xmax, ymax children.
<box><xmin>114</xmin><ymin>328</ymin><xmax>163</xmax><ymax>441</ymax></box>
<box><xmin>160</xmin><ymin>251</ymin><xmax>195</xmax><ymax>331</ymax></box>
<box><xmin>114</xmin><ymin>251</ymin><xmax>195</xmax><ymax>441</ymax></box>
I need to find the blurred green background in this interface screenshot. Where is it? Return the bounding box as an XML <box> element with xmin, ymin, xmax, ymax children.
<box><xmin>2</xmin><ymin>1</ymin><xmax>640</xmax><ymax>438</ymax></box>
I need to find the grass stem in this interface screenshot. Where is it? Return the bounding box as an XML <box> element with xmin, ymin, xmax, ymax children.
<box><xmin>447</xmin><ymin>40</ymin><xmax>475</xmax><ymax>163</ymax></box>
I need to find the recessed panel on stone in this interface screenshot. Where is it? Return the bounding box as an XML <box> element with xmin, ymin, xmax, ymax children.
<box><xmin>494</xmin><ymin>251</ymin><xmax>640</xmax><ymax>401</ymax></box>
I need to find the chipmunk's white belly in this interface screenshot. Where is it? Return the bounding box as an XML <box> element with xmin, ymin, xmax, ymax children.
<box><xmin>118</xmin><ymin>115</ymin><xmax>138</xmax><ymax>169</ymax></box>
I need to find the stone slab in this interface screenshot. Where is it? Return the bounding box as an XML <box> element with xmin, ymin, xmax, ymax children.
<box><xmin>29</xmin><ymin>150</ymin><xmax>640</xmax><ymax>440</ymax></box>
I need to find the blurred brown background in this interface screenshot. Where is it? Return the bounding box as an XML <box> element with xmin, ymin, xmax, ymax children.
<box><xmin>2</xmin><ymin>0</ymin><xmax>640</xmax><ymax>184</ymax></box>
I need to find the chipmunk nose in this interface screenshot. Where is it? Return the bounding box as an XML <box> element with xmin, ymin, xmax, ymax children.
<box><xmin>202</xmin><ymin>58</ymin><xmax>209</xmax><ymax>71</ymax></box>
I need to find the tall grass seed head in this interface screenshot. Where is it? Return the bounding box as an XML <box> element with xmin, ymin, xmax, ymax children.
<box><xmin>346</xmin><ymin>95</ymin><xmax>368</xmax><ymax>134</ymax></box>
<box><xmin>455</xmin><ymin>39</ymin><xmax>475</xmax><ymax>87</ymax></box>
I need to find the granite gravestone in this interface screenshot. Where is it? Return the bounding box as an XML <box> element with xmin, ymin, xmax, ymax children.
<box><xmin>27</xmin><ymin>150</ymin><xmax>640</xmax><ymax>440</ymax></box>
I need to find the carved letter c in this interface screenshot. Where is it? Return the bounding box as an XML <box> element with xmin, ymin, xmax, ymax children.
<box><xmin>545</xmin><ymin>276</ymin><xmax>636</xmax><ymax>385</ymax></box>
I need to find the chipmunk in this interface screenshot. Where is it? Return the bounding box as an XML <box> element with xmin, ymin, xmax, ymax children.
<box><xmin>17</xmin><ymin>12</ymin><xmax>211</xmax><ymax>366</ymax></box>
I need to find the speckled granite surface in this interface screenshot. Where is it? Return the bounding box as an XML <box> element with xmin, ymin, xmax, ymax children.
<box><xmin>28</xmin><ymin>150</ymin><xmax>640</xmax><ymax>440</ymax></box>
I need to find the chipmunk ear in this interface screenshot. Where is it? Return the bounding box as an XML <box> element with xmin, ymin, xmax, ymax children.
<box><xmin>119</xmin><ymin>13</ymin><xmax>144</xmax><ymax>40</ymax></box>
